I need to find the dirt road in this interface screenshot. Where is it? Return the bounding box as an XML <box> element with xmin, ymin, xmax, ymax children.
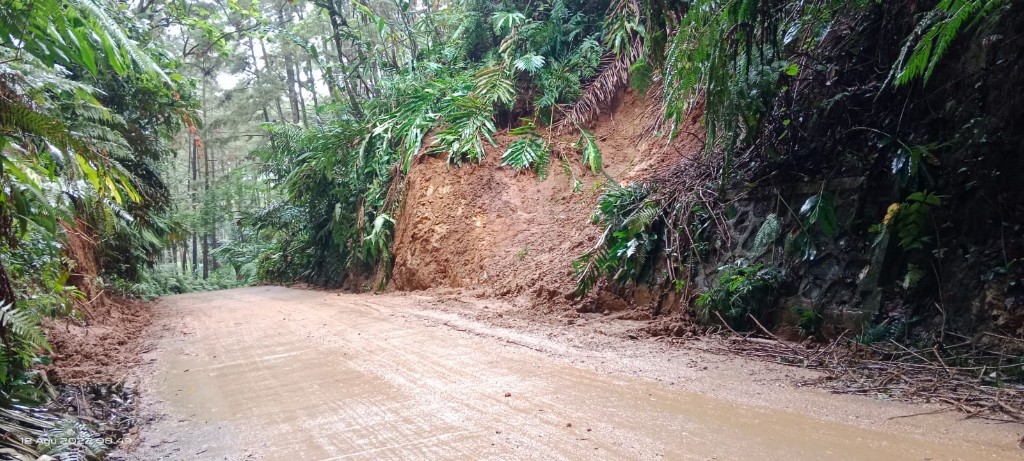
<box><xmin>121</xmin><ymin>286</ymin><xmax>1023</xmax><ymax>460</ymax></box>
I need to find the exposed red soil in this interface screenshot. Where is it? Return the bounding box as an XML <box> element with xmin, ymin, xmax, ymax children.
<box><xmin>390</xmin><ymin>91</ymin><xmax>703</xmax><ymax>313</ymax></box>
<box><xmin>42</xmin><ymin>296</ymin><xmax>154</xmax><ymax>385</ymax></box>
<box><xmin>39</xmin><ymin>222</ymin><xmax>154</xmax><ymax>385</ymax></box>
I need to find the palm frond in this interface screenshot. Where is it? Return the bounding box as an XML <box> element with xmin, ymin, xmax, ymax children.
<box><xmin>513</xmin><ymin>54</ymin><xmax>546</xmax><ymax>74</ymax></box>
<box><xmin>474</xmin><ymin>65</ymin><xmax>517</xmax><ymax>107</ymax></box>
<box><xmin>501</xmin><ymin>135</ymin><xmax>549</xmax><ymax>176</ymax></box>
<box><xmin>556</xmin><ymin>0</ymin><xmax>643</xmax><ymax>131</ymax></box>
<box><xmin>577</xmin><ymin>129</ymin><xmax>603</xmax><ymax>174</ymax></box>
<box><xmin>429</xmin><ymin>95</ymin><xmax>497</xmax><ymax>165</ymax></box>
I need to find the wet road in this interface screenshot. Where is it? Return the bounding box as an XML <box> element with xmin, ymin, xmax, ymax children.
<box><xmin>124</xmin><ymin>286</ymin><xmax>1023</xmax><ymax>460</ymax></box>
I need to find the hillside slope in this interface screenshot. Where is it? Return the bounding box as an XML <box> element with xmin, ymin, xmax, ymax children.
<box><xmin>390</xmin><ymin>92</ymin><xmax>697</xmax><ymax>312</ymax></box>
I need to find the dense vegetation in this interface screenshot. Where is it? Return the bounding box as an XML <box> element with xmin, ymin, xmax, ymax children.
<box><xmin>2</xmin><ymin>0</ymin><xmax>1023</xmax><ymax>455</ymax></box>
<box><xmin>1</xmin><ymin>0</ymin><xmax>197</xmax><ymax>395</ymax></box>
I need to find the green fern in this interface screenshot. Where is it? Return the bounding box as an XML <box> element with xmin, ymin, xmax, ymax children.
<box><xmin>0</xmin><ymin>303</ymin><xmax>49</xmax><ymax>353</ymax></box>
<box><xmin>890</xmin><ymin>0</ymin><xmax>1006</xmax><ymax>86</ymax></box>
<box><xmin>574</xmin><ymin>182</ymin><xmax>662</xmax><ymax>295</ymax></box>
<box><xmin>39</xmin><ymin>417</ymin><xmax>107</xmax><ymax>459</ymax></box>
<box><xmin>697</xmin><ymin>262</ymin><xmax>783</xmax><ymax>329</ymax></box>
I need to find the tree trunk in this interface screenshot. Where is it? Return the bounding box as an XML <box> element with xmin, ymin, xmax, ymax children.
<box><xmin>393</xmin><ymin>0</ymin><xmax>418</xmax><ymax>69</ymax></box>
<box><xmin>306</xmin><ymin>58</ymin><xmax>319</xmax><ymax>112</ymax></box>
<box><xmin>206</xmin><ymin>143</ymin><xmax>218</xmax><ymax>272</ymax></box>
<box><xmin>294</xmin><ymin>61</ymin><xmax>308</xmax><ymax>126</ymax></box>
<box><xmin>325</xmin><ymin>1</ymin><xmax>365</xmax><ymax>118</ymax></box>
<box><xmin>248</xmin><ymin>37</ymin><xmax>271</xmax><ymax>123</ymax></box>
<box><xmin>191</xmin><ymin>139</ymin><xmax>198</xmax><ymax>276</ymax></box>
<box><xmin>259</xmin><ymin>39</ymin><xmax>287</xmax><ymax>122</ymax></box>
<box><xmin>276</xmin><ymin>9</ymin><xmax>299</xmax><ymax>124</ymax></box>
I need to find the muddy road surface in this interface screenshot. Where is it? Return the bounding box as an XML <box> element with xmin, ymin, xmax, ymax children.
<box><xmin>120</xmin><ymin>286</ymin><xmax>1023</xmax><ymax>460</ymax></box>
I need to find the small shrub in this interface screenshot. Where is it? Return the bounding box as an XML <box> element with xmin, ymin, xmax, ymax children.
<box><xmin>697</xmin><ymin>261</ymin><xmax>783</xmax><ymax>330</ymax></box>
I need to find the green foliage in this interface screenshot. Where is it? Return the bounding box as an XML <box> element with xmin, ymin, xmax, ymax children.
<box><xmin>430</xmin><ymin>95</ymin><xmax>498</xmax><ymax>165</ymax></box>
<box><xmin>792</xmin><ymin>305</ymin><xmax>823</xmax><ymax>337</ymax></box>
<box><xmin>118</xmin><ymin>265</ymin><xmax>244</xmax><ymax>300</ymax></box>
<box><xmin>474</xmin><ymin>66</ymin><xmax>517</xmax><ymax>107</ymax></box>
<box><xmin>501</xmin><ymin>125</ymin><xmax>551</xmax><ymax>178</ymax></box>
<box><xmin>492</xmin><ymin>11</ymin><xmax>527</xmax><ymax>35</ymax></box>
<box><xmin>362</xmin><ymin>214</ymin><xmax>396</xmax><ymax>265</ymax></box>
<box><xmin>0</xmin><ymin>303</ymin><xmax>48</xmax><ymax>356</ymax></box>
<box><xmin>628</xmin><ymin>58</ymin><xmax>654</xmax><ymax>95</ymax></box>
<box><xmin>514</xmin><ymin>54</ymin><xmax>547</xmax><ymax>74</ymax></box>
<box><xmin>857</xmin><ymin>319</ymin><xmax>908</xmax><ymax>345</ymax></box>
<box><xmin>39</xmin><ymin>417</ymin><xmax>107</xmax><ymax>458</ymax></box>
<box><xmin>663</xmin><ymin>0</ymin><xmax>777</xmax><ymax>157</ymax></box>
<box><xmin>577</xmin><ymin>129</ymin><xmax>604</xmax><ymax>175</ymax></box>
<box><xmin>890</xmin><ymin>141</ymin><xmax>942</xmax><ymax>190</ymax></box>
<box><xmin>697</xmin><ymin>261</ymin><xmax>783</xmax><ymax>330</ymax></box>
<box><xmin>0</xmin><ymin>0</ymin><xmax>193</xmax><ymax>408</ymax></box>
<box><xmin>888</xmin><ymin>191</ymin><xmax>942</xmax><ymax>251</ymax></box>
<box><xmin>211</xmin><ymin>241</ymin><xmax>267</xmax><ymax>285</ymax></box>
<box><xmin>656</xmin><ymin>0</ymin><xmax>858</xmax><ymax>175</ymax></box>
<box><xmin>751</xmin><ymin>213</ymin><xmax>782</xmax><ymax>255</ymax></box>
<box><xmin>788</xmin><ymin>193</ymin><xmax>837</xmax><ymax>261</ymax></box>
<box><xmin>890</xmin><ymin>0</ymin><xmax>1007</xmax><ymax>86</ymax></box>
<box><xmin>573</xmin><ymin>182</ymin><xmax>662</xmax><ymax>295</ymax></box>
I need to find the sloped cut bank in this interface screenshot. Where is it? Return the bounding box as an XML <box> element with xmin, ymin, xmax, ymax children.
<box><xmin>390</xmin><ymin>91</ymin><xmax>699</xmax><ymax>314</ymax></box>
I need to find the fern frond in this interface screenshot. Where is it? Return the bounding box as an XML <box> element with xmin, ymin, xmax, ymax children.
<box><xmin>0</xmin><ymin>303</ymin><xmax>49</xmax><ymax>352</ymax></box>
<box><xmin>624</xmin><ymin>203</ymin><xmax>658</xmax><ymax>235</ymax></box>
<box><xmin>891</xmin><ymin>0</ymin><xmax>1006</xmax><ymax>86</ymax></box>
<box><xmin>67</xmin><ymin>0</ymin><xmax>170</xmax><ymax>81</ymax></box>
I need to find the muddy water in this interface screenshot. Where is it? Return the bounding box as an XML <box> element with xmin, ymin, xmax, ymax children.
<box><xmin>129</xmin><ymin>287</ymin><xmax>1022</xmax><ymax>460</ymax></box>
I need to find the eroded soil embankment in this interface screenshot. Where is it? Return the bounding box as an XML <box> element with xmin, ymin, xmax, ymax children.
<box><xmin>121</xmin><ymin>287</ymin><xmax>1024</xmax><ymax>460</ymax></box>
<box><xmin>389</xmin><ymin>91</ymin><xmax>697</xmax><ymax>312</ymax></box>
